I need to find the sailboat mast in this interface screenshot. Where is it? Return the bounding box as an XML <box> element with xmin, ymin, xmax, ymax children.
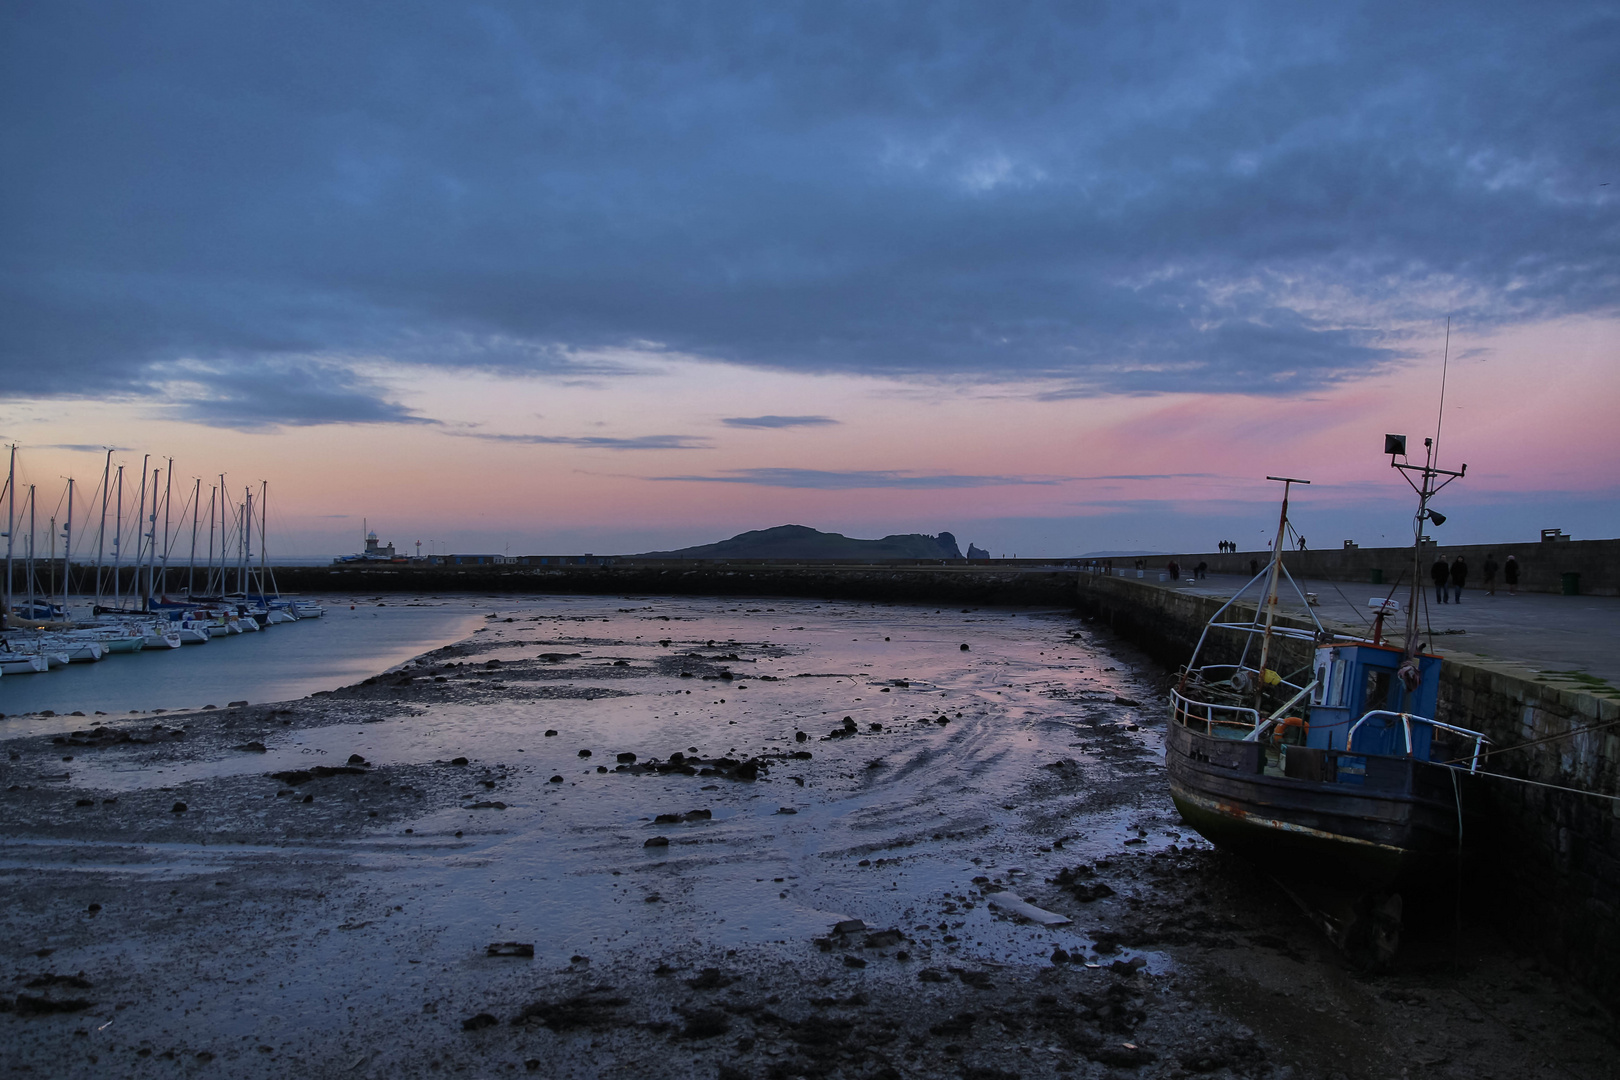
<box><xmin>62</xmin><ymin>477</ymin><xmax>74</xmax><ymax>615</ymax></box>
<box><xmin>133</xmin><ymin>456</ymin><xmax>149</xmax><ymax>610</ymax></box>
<box><xmin>95</xmin><ymin>448</ymin><xmax>111</xmax><ymax>604</ymax></box>
<box><xmin>145</xmin><ymin>465</ymin><xmax>159</xmax><ymax>608</ymax></box>
<box><xmin>158</xmin><ymin>458</ymin><xmax>173</xmax><ymax>600</ymax></box>
<box><xmin>188</xmin><ymin>477</ymin><xmax>201</xmax><ymax>597</ymax></box>
<box><xmin>26</xmin><ymin>484</ymin><xmax>36</xmax><ymax>618</ymax></box>
<box><xmin>206</xmin><ymin>486</ymin><xmax>217</xmax><ymax>595</ymax></box>
<box><xmin>258</xmin><ymin>480</ymin><xmax>269</xmax><ymax>599</ymax></box>
<box><xmin>112</xmin><ymin>465</ymin><xmax>124</xmax><ymax>607</ymax></box>
<box><xmin>3</xmin><ymin>445</ymin><xmax>14</xmax><ymax>626</ymax></box>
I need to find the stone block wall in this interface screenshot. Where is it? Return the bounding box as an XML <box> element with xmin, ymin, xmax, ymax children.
<box><xmin>1155</xmin><ymin>537</ymin><xmax>1620</xmax><ymax>596</ymax></box>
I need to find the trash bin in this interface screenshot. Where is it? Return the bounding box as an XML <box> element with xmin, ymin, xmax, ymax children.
<box><xmin>1561</xmin><ymin>572</ymin><xmax>1580</xmax><ymax>596</ymax></box>
<box><xmin>1369</xmin><ymin>568</ymin><xmax>1384</xmax><ymax>585</ymax></box>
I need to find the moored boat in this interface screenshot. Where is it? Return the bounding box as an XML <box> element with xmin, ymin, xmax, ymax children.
<box><xmin>1164</xmin><ymin>436</ymin><xmax>1488</xmax><ymax>955</ymax></box>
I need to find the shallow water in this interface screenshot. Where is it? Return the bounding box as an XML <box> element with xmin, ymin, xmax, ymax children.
<box><xmin>0</xmin><ymin>594</ymin><xmax>1188</xmax><ymax>1074</ymax></box>
<box><xmin>0</xmin><ymin>597</ymin><xmax>486</xmax><ymax>717</ymax></box>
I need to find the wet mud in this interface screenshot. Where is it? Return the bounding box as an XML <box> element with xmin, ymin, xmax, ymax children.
<box><xmin>1</xmin><ymin>596</ymin><xmax>1615</xmax><ymax>1078</ymax></box>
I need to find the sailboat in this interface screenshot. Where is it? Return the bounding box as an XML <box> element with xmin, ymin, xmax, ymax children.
<box><xmin>1163</xmin><ymin>434</ymin><xmax>1489</xmax><ymax>950</ymax></box>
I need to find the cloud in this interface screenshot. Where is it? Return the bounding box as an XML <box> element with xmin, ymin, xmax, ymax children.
<box><xmin>457</xmin><ymin>432</ymin><xmax>708</xmax><ymax>450</ymax></box>
<box><xmin>650</xmin><ymin>468</ymin><xmax>1062</xmax><ymax>489</ymax></box>
<box><xmin>721</xmin><ymin>415</ymin><xmax>840</xmax><ymax>429</ymax></box>
<box><xmin>2</xmin><ymin>3</ymin><xmax>1615</xmax><ymax>406</ymax></box>
<box><xmin>148</xmin><ymin>358</ymin><xmax>434</xmax><ymax>431</ymax></box>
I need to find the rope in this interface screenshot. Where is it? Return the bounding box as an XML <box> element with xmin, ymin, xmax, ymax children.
<box><xmin>1437</xmin><ymin>712</ymin><xmax>1620</xmax><ymax>768</ymax></box>
<box><xmin>1449</xmin><ymin>765</ymin><xmax>1620</xmax><ymax>804</ymax></box>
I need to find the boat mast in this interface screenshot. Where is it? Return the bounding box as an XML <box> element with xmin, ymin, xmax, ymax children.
<box><xmin>1390</xmin><ymin>435</ymin><xmax>1465</xmax><ymax>659</ymax></box>
<box><xmin>158</xmin><ymin>458</ymin><xmax>173</xmax><ymax>600</ymax></box>
<box><xmin>1255</xmin><ymin>476</ymin><xmax>1309</xmax><ymax>698</ymax></box>
<box><xmin>61</xmin><ymin>477</ymin><xmax>73</xmax><ymax>616</ymax></box>
<box><xmin>111</xmin><ymin>465</ymin><xmax>124</xmax><ymax>608</ymax></box>
<box><xmin>94</xmin><ymin>448</ymin><xmax>111</xmax><ymax>605</ymax></box>
<box><xmin>188</xmin><ymin>477</ymin><xmax>201</xmax><ymax>597</ymax></box>
<box><xmin>25</xmin><ymin>484</ymin><xmax>36</xmax><ymax>620</ymax></box>
<box><xmin>205</xmin><ymin>485</ymin><xmax>217</xmax><ymax>595</ymax></box>
<box><xmin>3</xmin><ymin>444</ymin><xmax>14</xmax><ymax>627</ymax></box>
<box><xmin>133</xmin><ymin>456</ymin><xmax>149</xmax><ymax>611</ymax></box>
<box><xmin>217</xmin><ymin>473</ymin><xmax>227</xmax><ymax>597</ymax></box>
<box><xmin>145</xmin><ymin>464</ymin><xmax>160</xmax><ymax>609</ymax></box>
<box><xmin>258</xmin><ymin>480</ymin><xmax>269</xmax><ymax>599</ymax></box>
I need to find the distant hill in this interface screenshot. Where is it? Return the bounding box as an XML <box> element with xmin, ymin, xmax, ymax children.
<box><xmin>638</xmin><ymin>524</ymin><xmax>964</xmax><ymax>560</ymax></box>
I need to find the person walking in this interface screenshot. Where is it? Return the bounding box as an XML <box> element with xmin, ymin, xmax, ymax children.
<box><xmin>1450</xmin><ymin>555</ymin><xmax>1468</xmax><ymax>603</ymax></box>
<box><xmin>1298</xmin><ymin>536</ymin><xmax>1307</xmax><ymax>551</ymax></box>
<box><xmin>1482</xmin><ymin>553</ymin><xmax>1500</xmax><ymax>596</ymax></box>
<box><xmin>1504</xmin><ymin>554</ymin><xmax>1520</xmax><ymax>595</ymax></box>
<box><xmin>1195</xmin><ymin>560</ymin><xmax>1208</xmax><ymax>580</ymax></box>
<box><xmin>1431</xmin><ymin>555</ymin><xmax>1450</xmax><ymax>603</ymax></box>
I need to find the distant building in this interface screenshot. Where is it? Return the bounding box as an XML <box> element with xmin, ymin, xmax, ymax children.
<box><xmin>446</xmin><ymin>554</ymin><xmax>507</xmax><ymax>566</ymax></box>
<box><xmin>333</xmin><ymin>527</ymin><xmax>403</xmax><ymax>564</ymax></box>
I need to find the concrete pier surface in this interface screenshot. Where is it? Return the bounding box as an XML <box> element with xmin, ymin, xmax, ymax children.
<box><xmin>1153</xmin><ymin>570</ymin><xmax>1620</xmax><ymax>691</ymax></box>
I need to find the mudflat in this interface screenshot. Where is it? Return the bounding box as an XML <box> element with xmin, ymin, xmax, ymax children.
<box><xmin>1</xmin><ymin>596</ymin><xmax>1612</xmax><ymax>1078</ymax></box>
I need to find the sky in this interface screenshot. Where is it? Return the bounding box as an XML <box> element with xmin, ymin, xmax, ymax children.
<box><xmin>1</xmin><ymin>1</ymin><xmax>1616</xmax><ymax>560</ymax></box>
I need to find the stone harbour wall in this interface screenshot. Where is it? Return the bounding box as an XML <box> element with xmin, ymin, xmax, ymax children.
<box><xmin>1157</xmin><ymin>537</ymin><xmax>1620</xmax><ymax>597</ymax></box>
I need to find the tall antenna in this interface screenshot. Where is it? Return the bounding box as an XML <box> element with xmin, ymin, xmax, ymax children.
<box><xmin>1433</xmin><ymin>316</ymin><xmax>1451</xmax><ymax>466</ymax></box>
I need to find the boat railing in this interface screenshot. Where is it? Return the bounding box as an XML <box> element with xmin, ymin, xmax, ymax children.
<box><xmin>1171</xmin><ymin>687</ymin><xmax>1261</xmax><ymax>734</ymax></box>
<box><xmin>1346</xmin><ymin>710</ymin><xmax>1490</xmax><ymax>773</ymax></box>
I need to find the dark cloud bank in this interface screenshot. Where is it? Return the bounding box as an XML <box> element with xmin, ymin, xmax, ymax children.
<box><xmin>1</xmin><ymin>2</ymin><xmax>1615</xmax><ymax>427</ymax></box>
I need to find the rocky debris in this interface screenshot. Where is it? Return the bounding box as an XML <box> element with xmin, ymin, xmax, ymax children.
<box><xmin>486</xmin><ymin>942</ymin><xmax>534</xmax><ymax>958</ymax></box>
<box><xmin>232</xmin><ymin>741</ymin><xmax>267</xmax><ymax>752</ymax></box>
<box><xmin>347</xmin><ymin>754</ymin><xmax>368</xmax><ymax>765</ymax></box>
<box><xmin>171</xmin><ymin>802</ymin><xmax>188</xmax><ymax>813</ymax></box>
<box><xmin>512</xmin><ymin>987</ymin><xmax>628</xmax><ymax>1030</ymax></box>
<box><xmin>227</xmin><ymin>700</ymin><xmax>248</xmax><ymax>708</ymax></box>
<box><xmin>616</xmin><ymin>752</ymin><xmax>637</xmax><ymax>763</ymax></box>
<box><xmin>685</xmin><ymin>968</ymin><xmax>735</xmax><ymax>991</ymax></box>
<box><xmin>461</xmin><ymin>801</ymin><xmax>507</xmax><ymax>810</ymax></box>
<box><xmin>267</xmin><ymin>765</ymin><xmax>367</xmax><ymax>785</ymax></box>
<box><xmin>644</xmin><ymin>836</ymin><xmax>669</xmax><ymax>848</ymax></box>
<box><xmin>611</xmin><ymin>753</ymin><xmax>766</xmax><ymax>782</ymax></box>
<box><xmin>675</xmin><ymin>1008</ymin><xmax>731</xmax><ymax>1039</ymax></box>
<box><xmin>461</xmin><ymin>1012</ymin><xmax>499</xmax><ymax>1031</ymax></box>
<box><xmin>538</xmin><ymin>652</ymin><xmax>581</xmax><ymax>662</ymax></box>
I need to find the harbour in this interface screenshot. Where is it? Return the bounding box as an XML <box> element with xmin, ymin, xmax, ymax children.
<box><xmin>3</xmin><ymin>593</ymin><xmax>1616</xmax><ymax>1078</ymax></box>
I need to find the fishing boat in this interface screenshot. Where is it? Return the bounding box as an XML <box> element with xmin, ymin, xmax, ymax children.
<box><xmin>1164</xmin><ymin>435</ymin><xmax>1489</xmax><ymax>948</ymax></box>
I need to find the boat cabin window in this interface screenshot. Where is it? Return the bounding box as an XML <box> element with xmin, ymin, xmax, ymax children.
<box><xmin>1364</xmin><ymin>668</ymin><xmax>1393</xmax><ymax>713</ymax></box>
<box><xmin>1312</xmin><ymin>656</ymin><xmax>1347</xmax><ymax>707</ymax></box>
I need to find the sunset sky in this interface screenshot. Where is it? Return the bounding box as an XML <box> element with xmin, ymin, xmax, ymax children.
<box><xmin>2</xmin><ymin>3</ymin><xmax>1615</xmax><ymax>559</ymax></box>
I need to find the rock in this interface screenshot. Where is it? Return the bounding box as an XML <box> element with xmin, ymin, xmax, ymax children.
<box><xmin>75</xmin><ymin>798</ymin><xmax>93</xmax><ymax>807</ymax></box>
<box><xmin>578</xmin><ymin>749</ymin><xmax>591</xmax><ymax>758</ymax></box>
<box><xmin>863</xmin><ymin>929</ymin><xmax>904</xmax><ymax>948</ymax></box>
<box><xmin>1113</xmin><ymin>695</ymin><xmax>1142</xmax><ymax>706</ymax></box>
<box><xmin>549</xmin><ymin>775</ymin><xmax>564</xmax><ymax>783</ymax></box>
<box><xmin>171</xmin><ymin>802</ymin><xmax>187</xmax><ymax>813</ymax></box>
<box><xmin>544</xmin><ymin>729</ymin><xmax>558</xmax><ymax>737</ymax></box>
<box><xmin>655</xmin><ymin>813</ymin><xmax>682</xmax><ymax>824</ymax></box>
<box><xmin>486</xmin><ymin>942</ymin><xmax>535</xmax><ymax>958</ymax></box>
<box><xmin>776</xmin><ymin>807</ymin><xmax>797</xmax><ymax>815</ymax></box>
<box><xmin>13</xmin><ymin>994</ymin><xmax>93</xmax><ymax>1015</ymax></box>
<box><xmin>795</xmin><ymin>731</ymin><xmax>808</xmax><ymax>742</ymax></box>
<box><xmin>645</xmin><ymin>836</ymin><xmax>669</xmax><ymax>847</ymax></box>
<box><xmin>232</xmin><ymin>741</ymin><xmax>267</xmax><ymax>752</ymax></box>
<box><xmin>450</xmin><ymin>757</ymin><xmax>469</xmax><ymax>766</ymax></box>
<box><xmin>960</xmin><ymin>643</ymin><xmax>970</xmax><ymax>651</ymax></box>
<box><xmin>227</xmin><ymin>700</ymin><xmax>248</xmax><ymax>708</ymax></box>
<box><xmin>347</xmin><ymin>754</ymin><xmax>368</xmax><ymax>765</ymax></box>
<box><xmin>985</xmin><ymin>891</ymin><xmax>1072</xmax><ymax>926</ymax></box>
<box><xmin>843</xmin><ymin>955</ymin><xmax>867</xmax><ymax>968</ymax></box>
<box><xmin>685</xmin><ymin>968</ymin><xmax>735</xmax><ymax>990</ymax></box>
<box><xmin>1052</xmin><ymin>946</ymin><xmax>1071</xmax><ymax>964</ymax></box>
<box><xmin>683</xmin><ymin>809</ymin><xmax>711</xmax><ymax>822</ymax></box>
<box><xmin>678</xmin><ymin>1009</ymin><xmax>731</xmax><ymax>1040</ymax></box>
<box><xmin>513</xmin><ymin>988</ymin><xmax>628</xmax><ymax>1030</ymax></box>
<box><xmin>832</xmin><ymin>919</ymin><xmax>866</xmax><ymax>935</ymax></box>
<box><xmin>462</xmin><ymin>1012</ymin><xmax>499</xmax><ymax>1031</ymax></box>
<box><xmin>617</xmin><ymin>752</ymin><xmax>637</xmax><ymax>763</ymax></box>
